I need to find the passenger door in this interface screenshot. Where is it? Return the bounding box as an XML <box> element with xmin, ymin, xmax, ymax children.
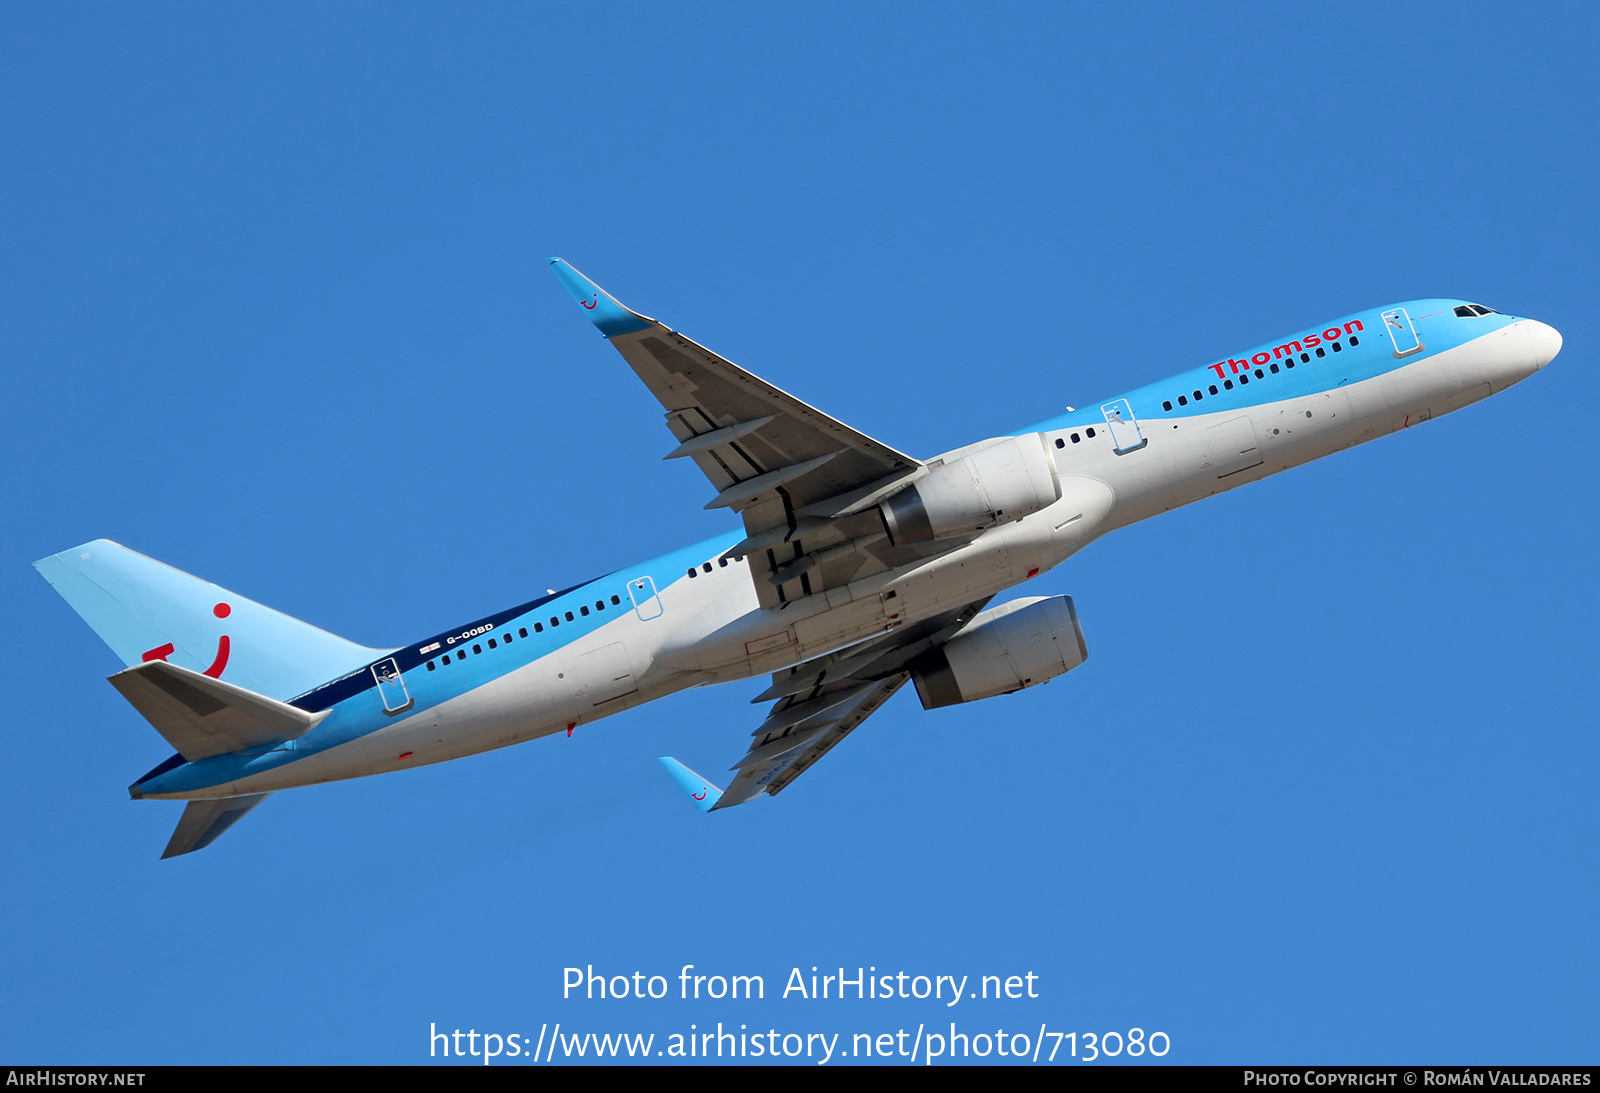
<box><xmin>1100</xmin><ymin>399</ymin><xmax>1148</xmax><ymax>454</ymax></box>
<box><xmin>628</xmin><ymin>576</ymin><xmax>663</xmax><ymax>621</ymax></box>
<box><xmin>371</xmin><ymin>657</ymin><xmax>414</xmax><ymax>715</ymax></box>
<box><xmin>1382</xmin><ymin>308</ymin><xmax>1424</xmax><ymax>359</ymax></box>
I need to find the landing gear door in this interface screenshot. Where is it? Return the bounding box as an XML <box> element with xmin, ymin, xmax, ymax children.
<box><xmin>1101</xmin><ymin>399</ymin><xmax>1148</xmax><ymax>454</ymax></box>
<box><xmin>372</xmin><ymin>657</ymin><xmax>414</xmax><ymax>715</ymax></box>
<box><xmin>628</xmin><ymin>576</ymin><xmax>663</xmax><ymax>621</ymax></box>
<box><xmin>1382</xmin><ymin>308</ymin><xmax>1424</xmax><ymax>359</ymax></box>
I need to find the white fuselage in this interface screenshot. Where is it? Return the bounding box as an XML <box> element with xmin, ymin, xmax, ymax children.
<box><xmin>158</xmin><ymin>316</ymin><xmax>1553</xmax><ymax>799</ymax></box>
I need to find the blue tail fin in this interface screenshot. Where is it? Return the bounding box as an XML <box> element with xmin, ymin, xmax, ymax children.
<box><xmin>35</xmin><ymin>540</ymin><xmax>390</xmax><ymax>701</ymax></box>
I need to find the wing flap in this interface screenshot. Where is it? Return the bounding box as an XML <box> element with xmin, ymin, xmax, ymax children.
<box><xmin>690</xmin><ymin>599</ymin><xmax>992</xmax><ymax>810</ymax></box>
<box><xmin>746</xmin><ymin>680</ymin><xmax>879</xmax><ymax>738</ymax></box>
<box><xmin>761</xmin><ymin>674</ymin><xmax>910</xmax><ymax>798</ymax></box>
<box><xmin>664</xmin><ymin>415</ymin><xmax>777</xmax><ymax>459</ymax></box>
<box><xmin>714</xmin><ymin>674</ymin><xmax>909</xmax><ymax>808</ymax></box>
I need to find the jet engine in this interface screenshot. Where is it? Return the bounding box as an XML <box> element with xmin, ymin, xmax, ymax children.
<box><xmin>910</xmin><ymin>595</ymin><xmax>1086</xmax><ymax>709</ymax></box>
<box><xmin>878</xmin><ymin>434</ymin><xmax>1060</xmax><ymax>545</ymax></box>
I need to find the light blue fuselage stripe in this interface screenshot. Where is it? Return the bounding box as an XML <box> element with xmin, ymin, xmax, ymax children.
<box><xmin>1023</xmin><ymin>300</ymin><xmax>1515</xmax><ymax>435</ymax></box>
<box><xmin>140</xmin><ymin>300</ymin><xmax>1514</xmax><ymax>795</ymax></box>
<box><xmin>139</xmin><ymin>531</ymin><xmax>744</xmax><ymax>795</ymax></box>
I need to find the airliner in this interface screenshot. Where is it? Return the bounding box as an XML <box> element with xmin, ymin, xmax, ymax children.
<box><xmin>34</xmin><ymin>262</ymin><xmax>1562</xmax><ymax>856</ymax></box>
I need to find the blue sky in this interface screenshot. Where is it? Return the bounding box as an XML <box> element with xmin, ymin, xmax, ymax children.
<box><xmin>3</xmin><ymin>3</ymin><xmax>1595</xmax><ymax>1065</ymax></box>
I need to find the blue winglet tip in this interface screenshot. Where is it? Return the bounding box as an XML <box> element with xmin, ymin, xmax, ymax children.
<box><xmin>657</xmin><ymin>757</ymin><xmax>723</xmax><ymax>813</ymax></box>
<box><xmin>548</xmin><ymin>258</ymin><xmax>653</xmax><ymax>337</ymax></box>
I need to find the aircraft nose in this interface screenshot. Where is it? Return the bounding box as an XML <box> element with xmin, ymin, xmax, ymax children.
<box><xmin>1525</xmin><ymin>320</ymin><xmax>1562</xmax><ymax>369</ymax></box>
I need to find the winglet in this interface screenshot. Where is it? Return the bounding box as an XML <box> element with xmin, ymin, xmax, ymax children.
<box><xmin>657</xmin><ymin>757</ymin><xmax>723</xmax><ymax>812</ymax></box>
<box><xmin>548</xmin><ymin>258</ymin><xmax>654</xmax><ymax>337</ymax></box>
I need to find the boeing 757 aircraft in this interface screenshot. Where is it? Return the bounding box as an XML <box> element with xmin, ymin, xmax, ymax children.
<box><xmin>35</xmin><ymin>263</ymin><xmax>1562</xmax><ymax>856</ymax></box>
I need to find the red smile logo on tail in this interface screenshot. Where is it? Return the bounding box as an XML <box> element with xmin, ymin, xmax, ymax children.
<box><xmin>141</xmin><ymin>602</ymin><xmax>231</xmax><ymax>678</ymax></box>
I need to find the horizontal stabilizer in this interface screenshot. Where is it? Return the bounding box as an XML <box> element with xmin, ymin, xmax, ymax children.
<box><xmin>109</xmin><ymin>660</ymin><xmax>327</xmax><ymax>763</ymax></box>
<box><xmin>657</xmin><ymin>757</ymin><xmax>723</xmax><ymax>812</ymax></box>
<box><xmin>162</xmin><ymin>794</ymin><xmax>270</xmax><ymax>858</ymax></box>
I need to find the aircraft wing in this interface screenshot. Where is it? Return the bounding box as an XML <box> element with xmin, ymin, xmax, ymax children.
<box><xmin>551</xmin><ymin>259</ymin><xmax>932</xmax><ymax>607</ymax></box>
<box><xmin>664</xmin><ymin>599</ymin><xmax>991</xmax><ymax>808</ymax></box>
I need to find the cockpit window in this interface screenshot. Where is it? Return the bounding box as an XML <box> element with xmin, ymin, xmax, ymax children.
<box><xmin>1454</xmin><ymin>304</ymin><xmax>1497</xmax><ymax>318</ymax></box>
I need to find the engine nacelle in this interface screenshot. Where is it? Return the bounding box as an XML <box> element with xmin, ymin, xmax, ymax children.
<box><xmin>879</xmin><ymin>434</ymin><xmax>1060</xmax><ymax>545</ymax></box>
<box><xmin>911</xmin><ymin>595</ymin><xmax>1086</xmax><ymax>709</ymax></box>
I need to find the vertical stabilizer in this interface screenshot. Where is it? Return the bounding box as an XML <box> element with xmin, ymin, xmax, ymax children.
<box><xmin>35</xmin><ymin>540</ymin><xmax>391</xmax><ymax>701</ymax></box>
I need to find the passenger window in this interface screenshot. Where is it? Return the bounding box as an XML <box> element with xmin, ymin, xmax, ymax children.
<box><xmin>1086</xmin><ymin>427</ymin><xmax>1096</xmax><ymax>438</ymax></box>
<box><xmin>718</xmin><ymin>559</ymin><xmax>728</xmax><ymax>568</ymax></box>
<box><xmin>1224</xmin><ymin>379</ymin><xmax>1234</xmax><ymax>389</ymax></box>
<box><xmin>1238</xmin><ymin>373</ymin><xmax>1249</xmax><ymax>385</ymax></box>
<box><xmin>610</xmin><ymin>595</ymin><xmax>621</xmax><ymax>605</ymax></box>
<box><xmin>1331</xmin><ymin>342</ymin><xmax>1342</xmax><ymax>353</ymax></box>
<box><xmin>595</xmin><ymin>600</ymin><xmax>605</xmax><ymax>610</ymax></box>
<box><xmin>1300</xmin><ymin>352</ymin><xmax>1310</xmax><ymax>363</ymax></box>
<box><xmin>1254</xmin><ymin>368</ymin><xmax>1264</xmax><ymax>378</ymax></box>
<box><xmin>1055</xmin><ymin>437</ymin><xmax>1065</xmax><ymax>448</ymax></box>
<box><xmin>1071</xmin><ymin>432</ymin><xmax>1081</xmax><ymax>442</ymax></box>
<box><xmin>457</xmin><ymin>651</ymin><xmax>466</xmax><ymax>662</ymax></box>
<box><xmin>472</xmin><ymin>644</ymin><xmax>482</xmax><ymax>655</ymax></box>
<box><xmin>1270</xmin><ymin>363</ymin><xmax>1279</xmax><ymax>374</ymax></box>
<box><xmin>550</xmin><ymin>617</ymin><xmax>559</xmax><ymax>627</ymax></box>
<box><xmin>1208</xmin><ymin>385</ymin><xmax>1218</xmax><ymax>395</ymax></box>
<box><xmin>1193</xmin><ymin>390</ymin><xmax>1203</xmax><ymax>401</ymax></box>
<box><xmin>703</xmin><ymin>562</ymin><xmax>713</xmax><ymax>574</ymax></box>
<box><xmin>1349</xmin><ymin>335</ymin><xmax>1359</xmax><ymax>346</ymax></box>
<box><xmin>503</xmin><ymin>633</ymin><xmax>512</xmax><ymax>643</ymax></box>
<box><xmin>1178</xmin><ymin>395</ymin><xmax>1188</xmax><ymax>406</ymax></box>
<box><xmin>427</xmin><ymin>661</ymin><xmax>436</xmax><ymax>672</ymax></box>
<box><xmin>687</xmin><ymin>568</ymin><xmax>697</xmax><ymax>578</ymax></box>
<box><xmin>1162</xmin><ymin>401</ymin><xmax>1172</xmax><ymax>411</ymax></box>
<box><xmin>488</xmin><ymin>638</ymin><xmax>497</xmax><ymax>649</ymax></box>
<box><xmin>1315</xmin><ymin>347</ymin><xmax>1326</xmax><ymax>357</ymax></box>
<box><xmin>532</xmin><ymin>623</ymin><xmax>541</xmax><ymax>633</ymax></box>
<box><xmin>565</xmin><ymin>611</ymin><xmax>574</xmax><ymax>622</ymax></box>
<box><xmin>580</xmin><ymin>605</ymin><xmax>589</xmax><ymax>616</ymax></box>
